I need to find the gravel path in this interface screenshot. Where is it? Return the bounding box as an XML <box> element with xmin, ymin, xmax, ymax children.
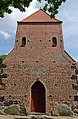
<box><xmin>0</xmin><ymin>115</ymin><xmax>78</xmax><ymax>119</ymax></box>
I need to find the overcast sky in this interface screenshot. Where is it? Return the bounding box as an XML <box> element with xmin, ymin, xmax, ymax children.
<box><xmin>0</xmin><ymin>0</ymin><xmax>78</xmax><ymax>61</ymax></box>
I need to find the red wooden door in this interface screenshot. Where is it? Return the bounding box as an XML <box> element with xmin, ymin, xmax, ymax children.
<box><xmin>31</xmin><ymin>81</ymin><xmax>45</xmax><ymax>113</ymax></box>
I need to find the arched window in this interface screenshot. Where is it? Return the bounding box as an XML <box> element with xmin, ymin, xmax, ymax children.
<box><xmin>52</xmin><ymin>37</ymin><xmax>57</xmax><ymax>47</ymax></box>
<box><xmin>21</xmin><ymin>37</ymin><xmax>26</xmax><ymax>47</ymax></box>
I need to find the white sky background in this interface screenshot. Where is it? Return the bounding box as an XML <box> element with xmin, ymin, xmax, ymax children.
<box><xmin>0</xmin><ymin>0</ymin><xmax>78</xmax><ymax>61</ymax></box>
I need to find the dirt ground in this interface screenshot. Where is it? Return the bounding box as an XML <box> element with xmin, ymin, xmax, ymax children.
<box><xmin>52</xmin><ymin>116</ymin><xmax>78</xmax><ymax>119</ymax></box>
<box><xmin>0</xmin><ymin>115</ymin><xmax>78</xmax><ymax>119</ymax></box>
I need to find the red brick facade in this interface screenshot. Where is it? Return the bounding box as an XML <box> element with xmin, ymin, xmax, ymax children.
<box><xmin>1</xmin><ymin>10</ymin><xmax>77</xmax><ymax>114</ymax></box>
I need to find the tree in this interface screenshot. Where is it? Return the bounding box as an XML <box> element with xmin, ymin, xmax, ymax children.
<box><xmin>0</xmin><ymin>0</ymin><xmax>66</xmax><ymax>18</ymax></box>
<box><xmin>0</xmin><ymin>55</ymin><xmax>7</xmax><ymax>68</ymax></box>
<box><xmin>0</xmin><ymin>55</ymin><xmax>7</xmax><ymax>79</ymax></box>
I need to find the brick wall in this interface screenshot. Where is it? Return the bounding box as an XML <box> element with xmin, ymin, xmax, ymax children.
<box><xmin>2</xmin><ymin>22</ymin><xmax>76</xmax><ymax>113</ymax></box>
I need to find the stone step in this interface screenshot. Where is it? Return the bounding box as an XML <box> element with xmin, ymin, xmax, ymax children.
<box><xmin>15</xmin><ymin>118</ymin><xmax>29</xmax><ymax>119</ymax></box>
<box><xmin>29</xmin><ymin>112</ymin><xmax>46</xmax><ymax>115</ymax></box>
<box><xmin>15</xmin><ymin>118</ymin><xmax>28</xmax><ymax>119</ymax></box>
<box><xmin>14</xmin><ymin>115</ymin><xmax>54</xmax><ymax>119</ymax></box>
<box><xmin>15</xmin><ymin>116</ymin><xmax>30</xmax><ymax>119</ymax></box>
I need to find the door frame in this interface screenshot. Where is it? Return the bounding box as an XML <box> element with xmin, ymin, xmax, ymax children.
<box><xmin>30</xmin><ymin>80</ymin><xmax>46</xmax><ymax>113</ymax></box>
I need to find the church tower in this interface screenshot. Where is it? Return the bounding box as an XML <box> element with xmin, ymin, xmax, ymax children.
<box><xmin>2</xmin><ymin>10</ymin><xmax>76</xmax><ymax>114</ymax></box>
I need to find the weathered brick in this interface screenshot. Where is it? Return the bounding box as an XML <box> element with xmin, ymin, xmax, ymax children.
<box><xmin>1</xmin><ymin>10</ymin><xmax>77</xmax><ymax>114</ymax></box>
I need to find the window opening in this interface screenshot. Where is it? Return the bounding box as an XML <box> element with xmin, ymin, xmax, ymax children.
<box><xmin>74</xmin><ymin>96</ymin><xmax>78</xmax><ymax>101</ymax></box>
<box><xmin>0</xmin><ymin>96</ymin><xmax>4</xmax><ymax>102</ymax></box>
<box><xmin>52</xmin><ymin>37</ymin><xmax>57</xmax><ymax>47</ymax></box>
<box><xmin>21</xmin><ymin>37</ymin><xmax>26</xmax><ymax>47</ymax></box>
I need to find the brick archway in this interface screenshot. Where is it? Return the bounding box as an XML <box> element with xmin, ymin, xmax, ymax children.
<box><xmin>31</xmin><ymin>81</ymin><xmax>46</xmax><ymax>113</ymax></box>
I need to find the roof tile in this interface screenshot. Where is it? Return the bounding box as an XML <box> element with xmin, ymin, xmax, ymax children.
<box><xmin>20</xmin><ymin>9</ymin><xmax>62</xmax><ymax>23</ymax></box>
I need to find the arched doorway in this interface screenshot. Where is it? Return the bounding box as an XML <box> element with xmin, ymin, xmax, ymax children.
<box><xmin>31</xmin><ymin>81</ymin><xmax>46</xmax><ymax>113</ymax></box>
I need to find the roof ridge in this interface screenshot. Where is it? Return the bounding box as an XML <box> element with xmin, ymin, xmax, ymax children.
<box><xmin>19</xmin><ymin>9</ymin><xmax>62</xmax><ymax>23</ymax></box>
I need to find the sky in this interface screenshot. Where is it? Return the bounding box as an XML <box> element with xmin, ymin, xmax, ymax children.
<box><xmin>0</xmin><ymin>0</ymin><xmax>78</xmax><ymax>61</ymax></box>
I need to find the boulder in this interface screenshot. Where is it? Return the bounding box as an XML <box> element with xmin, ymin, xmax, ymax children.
<box><xmin>4</xmin><ymin>104</ymin><xmax>27</xmax><ymax>115</ymax></box>
<box><xmin>58</xmin><ymin>103</ymin><xmax>73</xmax><ymax>116</ymax></box>
<box><xmin>52</xmin><ymin>101</ymin><xmax>73</xmax><ymax>116</ymax></box>
<box><xmin>4</xmin><ymin>104</ymin><xmax>20</xmax><ymax>115</ymax></box>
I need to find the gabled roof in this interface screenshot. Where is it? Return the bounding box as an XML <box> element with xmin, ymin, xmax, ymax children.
<box><xmin>19</xmin><ymin>9</ymin><xmax>62</xmax><ymax>23</ymax></box>
<box><xmin>64</xmin><ymin>50</ymin><xmax>76</xmax><ymax>62</ymax></box>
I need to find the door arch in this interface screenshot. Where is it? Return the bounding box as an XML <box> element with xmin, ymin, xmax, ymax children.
<box><xmin>31</xmin><ymin>81</ymin><xmax>46</xmax><ymax>113</ymax></box>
